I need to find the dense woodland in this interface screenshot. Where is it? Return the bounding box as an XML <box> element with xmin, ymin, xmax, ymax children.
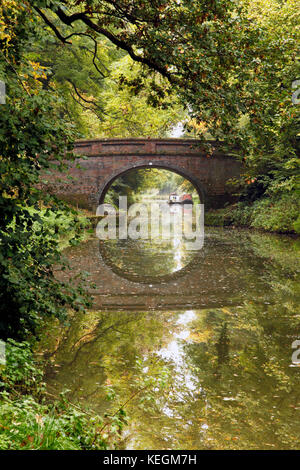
<box><xmin>0</xmin><ymin>0</ymin><xmax>299</xmax><ymax>450</ymax></box>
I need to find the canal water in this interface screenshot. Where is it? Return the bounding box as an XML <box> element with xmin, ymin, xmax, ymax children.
<box><xmin>41</xmin><ymin>213</ymin><xmax>300</xmax><ymax>449</ymax></box>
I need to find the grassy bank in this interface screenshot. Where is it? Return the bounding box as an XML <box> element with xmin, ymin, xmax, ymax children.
<box><xmin>205</xmin><ymin>193</ymin><xmax>300</xmax><ymax>234</ymax></box>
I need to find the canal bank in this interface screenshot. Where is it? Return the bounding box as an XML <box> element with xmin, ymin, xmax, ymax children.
<box><xmin>205</xmin><ymin>193</ymin><xmax>300</xmax><ymax>234</ymax></box>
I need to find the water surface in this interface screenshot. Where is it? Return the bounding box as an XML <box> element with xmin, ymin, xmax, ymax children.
<box><xmin>42</xmin><ymin>226</ymin><xmax>300</xmax><ymax>450</ymax></box>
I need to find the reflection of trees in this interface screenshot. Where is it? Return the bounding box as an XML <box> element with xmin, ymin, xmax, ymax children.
<box><xmin>99</xmin><ymin>237</ymin><xmax>197</xmax><ymax>281</ymax></box>
<box><xmin>216</xmin><ymin>322</ymin><xmax>230</xmax><ymax>367</ymax></box>
<box><xmin>42</xmin><ymin>230</ymin><xmax>300</xmax><ymax>449</ymax></box>
<box><xmin>43</xmin><ymin>284</ymin><xmax>300</xmax><ymax>449</ymax></box>
<box><xmin>42</xmin><ymin>311</ymin><xmax>177</xmax><ymax>416</ymax></box>
<box><xmin>183</xmin><ymin>299</ymin><xmax>300</xmax><ymax>449</ymax></box>
<box><xmin>181</xmin><ymin>235</ymin><xmax>300</xmax><ymax>449</ymax></box>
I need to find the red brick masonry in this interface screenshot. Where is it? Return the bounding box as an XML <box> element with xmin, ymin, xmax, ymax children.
<box><xmin>43</xmin><ymin>138</ymin><xmax>242</xmax><ymax>210</ymax></box>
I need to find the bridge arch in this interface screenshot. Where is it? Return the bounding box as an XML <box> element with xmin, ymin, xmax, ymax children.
<box><xmin>98</xmin><ymin>160</ymin><xmax>207</xmax><ymax>206</ymax></box>
<box><xmin>44</xmin><ymin>139</ymin><xmax>242</xmax><ymax>210</ymax></box>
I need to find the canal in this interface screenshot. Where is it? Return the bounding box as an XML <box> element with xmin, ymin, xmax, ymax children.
<box><xmin>40</xmin><ymin>218</ymin><xmax>300</xmax><ymax>450</ymax></box>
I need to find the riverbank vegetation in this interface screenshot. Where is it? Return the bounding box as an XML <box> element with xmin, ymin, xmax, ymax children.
<box><xmin>0</xmin><ymin>340</ymin><xmax>127</xmax><ymax>449</ymax></box>
<box><xmin>0</xmin><ymin>0</ymin><xmax>299</xmax><ymax>450</ymax></box>
<box><xmin>206</xmin><ymin>193</ymin><xmax>300</xmax><ymax>234</ymax></box>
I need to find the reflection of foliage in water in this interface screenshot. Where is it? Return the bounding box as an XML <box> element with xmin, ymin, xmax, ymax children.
<box><xmin>40</xmin><ymin>230</ymin><xmax>300</xmax><ymax>449</ymax></box>
<box><xmin>100</xmin><ymin>237</ymin><xmax>196</xmax><ymax>278</ymax></box>
<box><xmin>182</xmin><ymin>234</ymin><xmax>300</xmax><ymax>449</ymax></box>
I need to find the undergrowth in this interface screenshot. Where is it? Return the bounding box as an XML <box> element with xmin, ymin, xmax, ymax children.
<box><xmin>0</xmin><ymin>340</ymin><xmax>127</xmax><ymax>450</ymax></box>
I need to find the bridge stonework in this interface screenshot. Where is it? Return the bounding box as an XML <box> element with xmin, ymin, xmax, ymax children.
<box><xmin>45</xmin><ymin>139</ymin><xmax>242</xmax><ymax>210</ymax></box>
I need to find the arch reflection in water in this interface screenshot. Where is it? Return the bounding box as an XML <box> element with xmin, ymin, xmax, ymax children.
<box><xmin>98</xmin><ymin>237</ymin><xmax>204</xmax><ymax>285</ymax></box>
<box><xmin>98</xmin><ymin>202</ymin><xmax>204</xmax><ymax>284</ymax></box>
<box><xmin>56</xmin><ymin>228</ymin><xmax>269</xmax><ymax>311</ymax></box>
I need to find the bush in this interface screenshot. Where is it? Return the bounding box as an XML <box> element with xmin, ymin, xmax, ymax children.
<box><xmin>249</xmin><ymin>193</ymin><xmax>300</xmax><ymax>233</ymax></box>
<box><xmin>293</xmin><ymin>214</ymin><xmax>300</xmax><ymax>234</ymax></box>
<box><xmin>205</xmin><ymin>192</ymin><xmax>300</xmax><ymax>234</ymax></box>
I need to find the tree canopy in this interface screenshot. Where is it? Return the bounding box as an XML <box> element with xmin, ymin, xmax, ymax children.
<box><xmin>27</xmin><ymin>0</ymin><xmax>300</xmax><ymax>193</ymax></box>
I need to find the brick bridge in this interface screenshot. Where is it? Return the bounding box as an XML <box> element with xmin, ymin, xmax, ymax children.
<box><xmin>46</xmin><ymin>138</ymin><xmax>242</xmax><ymax>210</ymax></box>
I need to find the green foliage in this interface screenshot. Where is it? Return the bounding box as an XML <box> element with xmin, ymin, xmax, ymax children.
<box><xmin>231</xmin><ymin>0</ymin><xmax>300</xmax><ymax>199</ymax></box>
<box><xmin>0</xmin><ymin>339</ymin><xmax>44</xmax><ymax>395</ymax></box>
<box><xmin>0</xmin><ymin>1</ymin><xmax>90</xmax><ymax>340</ymax></box>
<box><xmin>23</xmin><ymin>0</ymin><xmax>299</xmax><ymax>207</ymax></box>
<box><xmin>293</xmin><ymin>214</ymin><xmax>300</xmax><ymax>234</ymax></box>
<box><xmin>106</xmin><ymin>169</ymin><xmax>150</xmax><ymax>206</ymax></box>
<box><xmin>28</xmin><ymin>20</ymin><xmax>185</xmax><ymax>138</ymax></box>
<box><xmin>0</xmin><ymin>340</ymin><xmax>127</xmax><ymax>450</ymax></box>
<box><xmin>95</xmin><ymin>56</ymin><xmax>185</xmax><ymax>137</ymax></box>
<box><xmin>206</xmin><ymin>192</ymin><xmax>300</xmax><ymax>233</ymax></box>
<box><xmin>248</xmin><ymin>193</ymin><xmax>300</xmax><ymax>233</ymax></box>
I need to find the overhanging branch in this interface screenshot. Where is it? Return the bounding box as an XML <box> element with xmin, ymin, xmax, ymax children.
<box><xmin>50</xmin><ymin>6</ymin><xmax>175</xmax><ymax>83</ymax></box>
<box><xmin>34</xmin><ymin>7</ymin><xmax>72</xmax><ymax>44</ymax></box>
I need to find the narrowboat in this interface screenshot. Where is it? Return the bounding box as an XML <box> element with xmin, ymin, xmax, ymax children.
<box><xmin>168</xmin><ymin>192</ymin><xmax>180</xmax><ymax>204</ymax></box>
<box><xmin>179</xmin><ymin>193</ymin><xmax>193</xmax><ymax>205</ymax></box>
<box><xmin>168</xmin><ymin>193</ymin><xmax>193</xmax><ymax>204</ymax></box>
